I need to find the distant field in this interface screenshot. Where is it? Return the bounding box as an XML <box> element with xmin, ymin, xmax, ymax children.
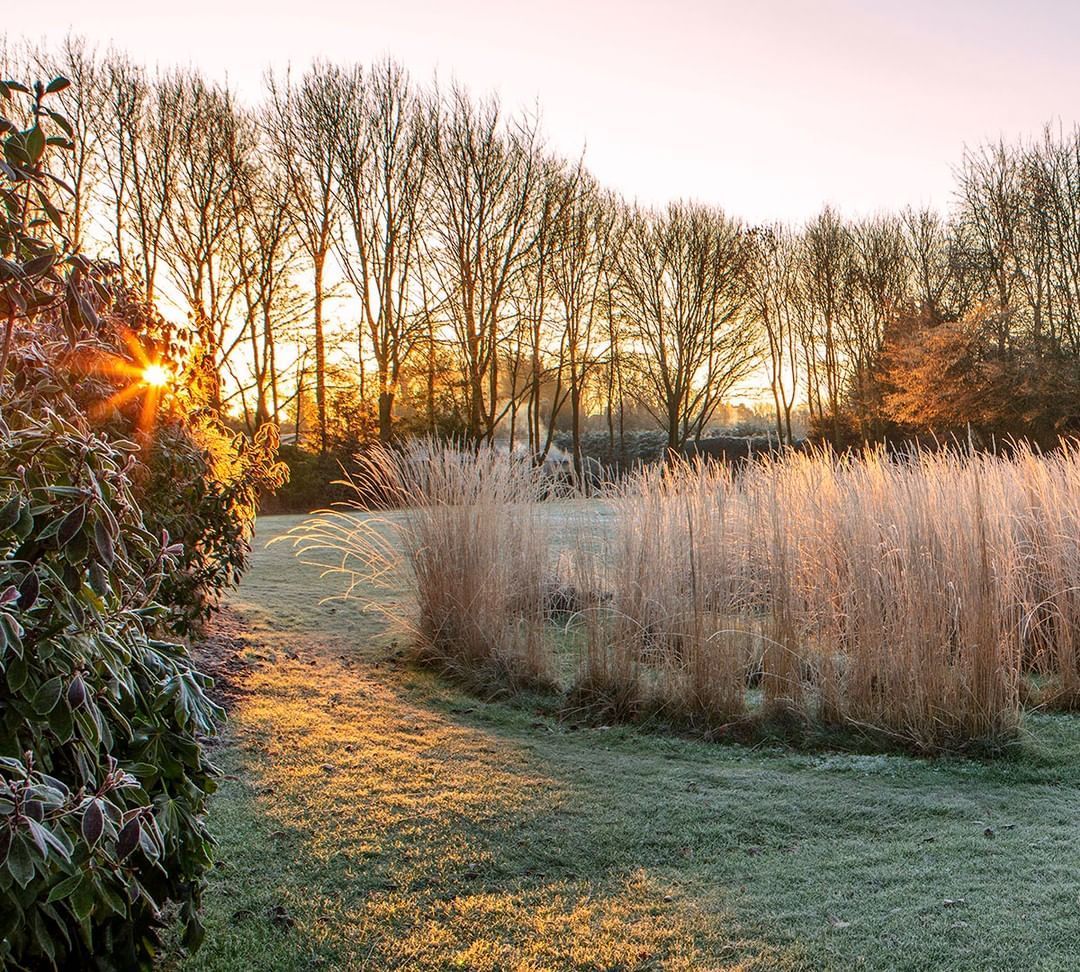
<box><xmin>171</xmin><ymin>512</ymin><xmax>1080</xmax><ymax>971</ymax></box>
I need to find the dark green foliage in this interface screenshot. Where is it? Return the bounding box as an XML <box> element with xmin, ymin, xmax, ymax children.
<box><xmin>553</xmin><ymin>428</ymin><xmax>786</xmax><ymax>470</ymax></box>
<box><xmin>0</xmin><ymin>404</ymin><xmax>222</xmax><ymax>969</ymax></box>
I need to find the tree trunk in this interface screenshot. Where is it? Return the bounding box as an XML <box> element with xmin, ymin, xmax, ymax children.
<box><xmin>771</xmin><ymin>381</ymin><xmax>784</xmax><ymax>445</ymax></box>
<box><xmin>378</xmin><ymin>383</ymin><xmax>394</xmax><ymax>443</ymax></box>
<box><xmin>313</xmin><ymin>253</ymin><xmax>328</xmax><ymax>455</ymax></box>
<box><xmin>426</xmin><ymin>326</ymin><xmax>436</xmax><ymax>435</ymax></box>
<box><xmin>667</xmin><ymin>403</ymin><xmax>681</xmax><ymax>463</ymax></box>
<box><xmin>571</xmin><ymin>381</ymin><xmax>585</xmax><ymax>495</ymax></box>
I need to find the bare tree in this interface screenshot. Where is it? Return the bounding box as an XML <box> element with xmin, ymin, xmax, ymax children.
<box><xmin>746</xmin><ymin>225</ymin><xmax>801</xmax><ymax>444</ymax></box>
<box><xmin>615</xmin><ymin>202</ymin><xmax>753</xmax><ymax>455</ymax></box>
<box><xmin>516</xmin><ymin>156</ymin><xmax>568</xmax><ymax>460</ymax></box>
<box><xmin>158</xmin><ymin>73</ymin><xmax>253</xmax><ymax>397</ymax></box>
<box><xmin>602</xmin><ymin>247</ymin><xmax>629</xmax><ymax>461</ymax></box>
<box><xmin>230</xmin><ymin>151</ymin><xmax>305</xmax><ymax>431</ymax></box>
<box><xmin>266</xmin><ymin>63</ymin><xmax>350</xmax><ymax>453</ymax></box>
<box><xmin>423</xmin><ymin>86</ymin><xmax>542</xmax><ymax>442</ymax></box>
<box><xmin>800</xmin><ymin>207</ymin><xmax>854</xmax><ymax>438</ymax></box>
<box><xmin>902</xmin><ymin>207</ymin><xmax>954</xmax><ymax>319</ymax></box>
<box><xmin>845</xmin><ymin>214</ymin><xmax>907</xmax><ymax>435</ymax></box>
<box><xmin>94</xmin><ymin>55</ymin><xmax>181</xmax><ymax>301</ymax></box>
<box><xmin>548</xmin><ymin>166</ymin><xmax>616</xmax><ymax>480</ymax></box>
<box><xmin>1021</xmin><ymin>127</ymin><xmax>1080</xmax><ymax>356</ymax></box>
<box><xmin>958</xmin><ymin>142</ymin><xmax>1023</xmax><ymax>353</ymax></box>
<box><xmin>335</xmin><ymin>59</ymin><xmax>428</xmax><ymax>442</ymax></box>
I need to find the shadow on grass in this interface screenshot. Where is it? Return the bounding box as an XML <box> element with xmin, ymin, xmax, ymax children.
<box><xmin>176</xmin><ymin>617</ymin><xmax>1080</xmax><ymax>972</ymax></box>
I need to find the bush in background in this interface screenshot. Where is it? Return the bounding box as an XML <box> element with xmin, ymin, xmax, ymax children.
<box><xmin>554</xmin><ymin>428</ymin><xmax>791</xmax><ymax>472</ymax></box>
<box><xmin>261</xmin><ymin>444</ymin><xmax>356</xmax><ymax>514</ymax></box>
<box><xmin>139</xmin><ymin>412</ymin><xmax>285</xmax><ymax>635</ymax></box>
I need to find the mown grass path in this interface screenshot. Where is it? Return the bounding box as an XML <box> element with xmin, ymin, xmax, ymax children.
<box><xmin>178</xmin><ymin>514</ymin><xmax>1080</xmax><ymax>971</ymax></box>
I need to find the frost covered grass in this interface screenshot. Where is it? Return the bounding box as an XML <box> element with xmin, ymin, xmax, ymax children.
<box><xmin>179</xmin><ymin>515</ymin><xmax>1080</xmax><ymax>971</ymax></box>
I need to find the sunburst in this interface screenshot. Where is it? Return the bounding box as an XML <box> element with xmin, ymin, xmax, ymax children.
<box><xmin>88</xmin><ymin>328</ymin><xmax>181</xmax><ymax>433</ymax></box>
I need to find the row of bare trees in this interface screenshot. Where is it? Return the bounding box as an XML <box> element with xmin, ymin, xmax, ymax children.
<box><xmin>10</xmin><ymin>36</ymin><xmax>1080</xmax><ymax>459</ymax></box>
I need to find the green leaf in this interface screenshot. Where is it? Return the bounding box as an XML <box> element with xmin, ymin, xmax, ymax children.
<box><xmin>69</xmin><ymin>878</ymin><xmax>95</xmax><ymax>921</ymax></box>
<box><xmin>7</xmin><ymin>836</ymin><xmax>35</xmax><ymax>888</ymax></box>
<box><xmin>56</xmin><ymin>504</ymin><xmax>86</xmax><ymax>549</ymax></box>
<box><xmin>45</xmin><ymin>872</ymin><xmax>83</xmax><ymax>904</ymax></box>
<box><xmin>35</xmin><ymin>189</ymin><xmax>63</xmax><ymax>230</ymax></box>
<box><xmin>31</xmin><ymin>910</ymin><xmax>56</xmax><ymax>963</ymax></box>
<box><xmin>32</xmin><ymin>676</ymin><xmax>63</xmax><ymax>714</ymax></box>
<box><xmin>116</xmin><ymin>818</ymin><xmax>141</xmax><ymax>859</ymax></box>
<box><xmin>67</xmin><ymin>674</ymin><xmax>86</xmax><ymax>709</ymax></box>
<box><xmin>47</xmin><ymin>699</ymin><xmax>74</xmax><ymax>741</ymax></box>
<box><xmin>96</xmin><ymin>879</ymin><xmax>127</xmax><ymax>917</ymax></box>
<box><xmin>6</xmin><ymin>654</ymin><xmax>28</xmax><ymax>692</ymax></box>
<box><xmin>14</xmin><ymin>504</ymin><xmax>33</xmax><ymax>540</ymax></box>
<box><xmin>93</xmin><ymin>518</ymin><xmax>115</xmax><ymax>568</ymax></box>
<box><xmin>45</xmin><ymin>77</ymin><xmax>71</xmax><ymax>95</ymax></box>
<box><xmin>25</xmin><ymin>125</ymin><xmax>45</xmax><ymax>165</ymax></box>
<box><xmin>182</xmin><ymin>912</ymin><xmax>206</xmax><ymax>951</ymax></box>
<box><xmin>23</xmin><ymin>252</ymin><xmax>56</xmax><ymax>277</ymax></box>
<box><xmin>46</xmin><ymin>110</ymin><xmax>73</xmax><ymax>138</ymax></box>
<box><xmin>17</xmin><ymin>568</ymin><xmax>39</xmax><ymax>610</ymax></box>
<box><xmin>81</xmin><ymin>800</ymin><xmax>104</xmax><ymax>846</ymax></box>
<box><xmin>0</xmin><ymin>495</ymin><xmax>20</xmax><ymax>531</ymax></box>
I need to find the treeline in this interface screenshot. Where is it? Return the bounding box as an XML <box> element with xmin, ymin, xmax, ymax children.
<box><xmin>7</xmin><ymin>35</ymin><xmax>1080</xmax><ymax>466</ymax></box>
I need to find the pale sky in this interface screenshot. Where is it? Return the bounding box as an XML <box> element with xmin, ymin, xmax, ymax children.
<box><xmin>17</xmin><ymin>0</ymin><xmax>1080</xmax><ymax>224</ymax></box>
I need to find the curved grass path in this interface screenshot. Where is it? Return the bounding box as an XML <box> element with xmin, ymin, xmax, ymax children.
<box><xmin>177</xmin><ymin>513</ymin><xmax>1080</xmax><ymax>971</ymax></box>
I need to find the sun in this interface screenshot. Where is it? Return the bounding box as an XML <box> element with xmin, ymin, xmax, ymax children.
<box><xmin>142</xmin><ymin>363</ymin><xmax>170</xmax><ymax>387</ymax></box>
<box><xmin>85</xmin><ymin>332</ymin><xmax>184</xmax><ymax>434</ymax></box>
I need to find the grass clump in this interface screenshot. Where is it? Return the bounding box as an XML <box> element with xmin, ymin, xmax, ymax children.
<box><xmin>282</xmin><ymin>441</ymin><xmax>555</xmax><ymax>691</ymax></box>
<box><xmin>571</xmin><ymin>460</ymin><xmax>759</xmax><ymax>732</ymax></box>
<box><xmin>741</xmin><ymin>448</ymin><xmax>1024</xmax><ymax>751</ymax></box>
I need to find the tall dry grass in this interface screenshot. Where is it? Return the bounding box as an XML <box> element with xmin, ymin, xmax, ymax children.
<box><xmin>282</xmin><ymin>440</ymin><xmax>554</xmax><ymax>688</ymax></box>
<box><xmin>571</xmin><ymin>448</ymin><xmax>1027</xmax><ymax>749</ymax></box>
<box><xmin>571</xmin><ymin>460</ymin><xmax>760</xmax><ymax>730</ymax></box>
<box><xmin>288</xmin><ymin>439</ymin><xmax>1080</xmax><ymax>753</ymax></box>
<box><xmin>749</xmin><ymin>449</ymin><xmax>1023</xmax><ymax>749</ymax></box>
<box><xmin>1007</xmin><ymin>444</ymin><xmax>1080</xmax><ymax>704</ymax></box>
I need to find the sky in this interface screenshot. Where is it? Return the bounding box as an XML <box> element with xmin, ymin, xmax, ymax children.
<box><xmin>15</xmin><ymin>1</ymin><xmax>1080</xmax><ymax>224</ymax></box>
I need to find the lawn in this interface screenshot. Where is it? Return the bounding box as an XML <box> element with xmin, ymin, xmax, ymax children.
<box><xmin>176</xmin><ymin>511</ymin><xmax>1080</xmax><ymax>971</ymax></box>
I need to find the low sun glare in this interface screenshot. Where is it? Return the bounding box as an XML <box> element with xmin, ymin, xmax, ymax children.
<box><xmin>142</xmin><ymin>363</ymin><xmax>170</xmax><ymax>387</ymax></box>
